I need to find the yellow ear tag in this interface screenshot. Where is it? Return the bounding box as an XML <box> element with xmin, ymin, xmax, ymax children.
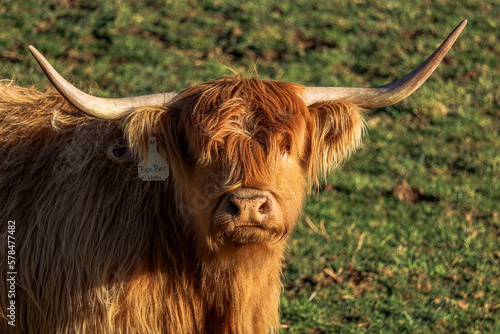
<box><xmin>138</xmin><ymin>137</ymin><xmax>170</xmax><ymax>181</ymax></box>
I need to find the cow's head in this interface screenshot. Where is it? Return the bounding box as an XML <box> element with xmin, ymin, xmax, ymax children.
<box><xmin>133</xmin><ymin>77</ymin><xmax>366</xmax><ymax>252</ymax></box>
<box><xmin>29</xmin><ymin>21</ymin><xmax>466</xmax><ymax>253</ymax></box>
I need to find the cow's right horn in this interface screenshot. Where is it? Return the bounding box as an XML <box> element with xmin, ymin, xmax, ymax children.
<box><xmin>29</xmin><ymin>46</ymin><xmax>179</xmax><ymax>120</ymax></box>
<box><xmin>304</xmin><ymin>20</ymin><xmax>467</xmax><ymax>109</ymax></box>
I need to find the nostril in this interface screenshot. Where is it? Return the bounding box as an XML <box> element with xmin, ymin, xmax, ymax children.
<box><xmin>257</xmin><ymin>198</ymin><xmax>272</xmax><ymax>215</ymax></box>
<box><xmin>258</xmin><ymin>200</ymin><xmax>268</xmax><ymax>214</ymax></box>
<box><xmin>226</xmin><ymin>197</ymin><xmax>240</xmax><ymax>216</ymax></box>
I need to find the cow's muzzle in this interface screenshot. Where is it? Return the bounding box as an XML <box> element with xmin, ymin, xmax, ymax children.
<box><xmin>223</xmin><ymin>190</ymin><xmax>273</xmax><ymax>226</ymax></box>
<box><xmin>212</xmin><ymin>188</ymin><xmax>285</xmax><ymax>245</ymax></box>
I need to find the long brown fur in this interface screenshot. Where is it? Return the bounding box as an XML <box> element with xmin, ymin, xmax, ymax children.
<box><xmin>0</xmin><ymin>76</ymin><xmax>364</xmax><ymax>333</ymax></box>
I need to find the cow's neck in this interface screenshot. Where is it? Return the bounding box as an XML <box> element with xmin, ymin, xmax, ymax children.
<box><xmin>198</xmin><ymin>243</ymin><xmax>285</xmax><ymax>333</ymax></box>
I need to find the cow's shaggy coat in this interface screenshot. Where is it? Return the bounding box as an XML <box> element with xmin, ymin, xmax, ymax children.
<box><xmin>0</xmin><ymin>77</ymin><xmax>364</xmax><ymax>333</ymax></box>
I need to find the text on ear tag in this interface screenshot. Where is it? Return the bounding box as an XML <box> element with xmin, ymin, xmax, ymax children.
<box><xmin>138</xmin><ymin>137</ymin><xmax>170</xmax><ymax>181</ymax></box>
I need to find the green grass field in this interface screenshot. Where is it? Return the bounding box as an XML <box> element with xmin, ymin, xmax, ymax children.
<box><xmin>1</xmin><ymin>0</ymin><xmax>499</xmax><ymax>332</ymax></box>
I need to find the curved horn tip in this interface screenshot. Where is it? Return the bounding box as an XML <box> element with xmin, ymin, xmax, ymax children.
<box><xmin>29</xmin><ymin>46</ymin><xmax>46</xmax><ymax>63</ymax></box>
<box><xmin>28</xmin><ymin>45</ymin><xmax>44</xmax><ymax>60</ymax></box>
<box><xmin>454</xmin><ymin>19</ymin><xmax>468</xmax><ymax>34</ymax></box>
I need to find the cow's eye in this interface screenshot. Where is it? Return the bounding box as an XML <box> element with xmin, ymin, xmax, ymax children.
<box><xmin>282</xmin><ymin>138</ymin><xmax>291</xmax><ymax>154</ymax></box>
<box><xmin>281</xmin><ymin>134</ymin><xmax>291</xmax><ymax>154</ymax></box>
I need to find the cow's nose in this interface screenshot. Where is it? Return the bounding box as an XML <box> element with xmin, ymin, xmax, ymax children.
<box><xmin>224</xmin><ymin>191</ymin><xmax>273</xmax><ymax>225</ymax></box>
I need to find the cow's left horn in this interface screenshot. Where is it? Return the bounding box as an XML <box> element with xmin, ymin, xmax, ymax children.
<box><xmin>304</xmin><ymin>20</ymin><xmax>467</xmax><ymax>109</ymax></box>
<box><xmin>29</xmin><ymin>46</ymin><xmax>179</xmax><ymax>119</ymax></box>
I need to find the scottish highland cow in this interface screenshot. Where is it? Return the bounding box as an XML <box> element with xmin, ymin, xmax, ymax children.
<box><xmin>0</xmin><ymin>21</ymin><xmax>465</xmax><ymax>333</ymax></box>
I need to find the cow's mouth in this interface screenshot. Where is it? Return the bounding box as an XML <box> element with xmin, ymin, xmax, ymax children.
<box><xmin>221</xmin><ymin>225</ymin><xmax>283</xmax><ymax>245</ymax></box>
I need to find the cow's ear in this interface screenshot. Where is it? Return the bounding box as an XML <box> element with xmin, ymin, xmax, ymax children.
<box><xmin>123</xmin><ymin>106</ymin><xmax>182</xmax><ymax>170</ymax></box>
<box><xmin>307</xmin><ymin>101</ymin><xmax>365</xmax><ymax>185</ymax></box>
